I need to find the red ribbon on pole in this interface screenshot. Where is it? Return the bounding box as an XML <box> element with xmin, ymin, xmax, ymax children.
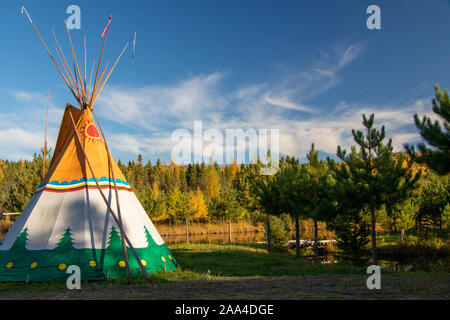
<box><xmin>101</xmin><ymin>16</ymin><xmax>112</xmax><ymax>37</ymax></box>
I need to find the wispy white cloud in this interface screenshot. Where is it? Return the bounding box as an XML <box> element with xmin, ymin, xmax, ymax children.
<box><xmin>96</xmin><ymin>73</ymin><xmax>227</xmax><ymax>131</ymax></box>
<box><xmin>1</xmin><ymin>40</ymin><xmax>432</xmax><ymax>163</ymax></box>
<box><xmin>0</xmin><ymin>90</ymin><xmax>61</xmax><ymax>160</ymax></box>
<box><xmin>263</xmin><ymin>95</ymin><xmax>316</xmax><ymax>113</ymax></box>
<box><xmin>89</xmin><ymin>40</ymin><xmax>433</xmax><ymax>162</ymax></box>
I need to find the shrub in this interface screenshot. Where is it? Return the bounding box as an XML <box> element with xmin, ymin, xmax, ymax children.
<box><xmin>265</xmin><ymin>214</ymin><xmax>290</xmax><ymax>251</ymax></box>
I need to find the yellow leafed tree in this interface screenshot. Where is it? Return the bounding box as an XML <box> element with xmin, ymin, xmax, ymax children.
<box><xmin>203</xmin><ymin>165</ymin><xmax>220</xmax><ymax>199</ymax></box>
<box><xmin>187</xmin><ymin>188</ymin><xmax>208</xmax><ymax>221</ymax></box>
<box><xmin>182</xmin><ymin>188</ymin><xmax>208</xmax><ymax>243</ymax></box>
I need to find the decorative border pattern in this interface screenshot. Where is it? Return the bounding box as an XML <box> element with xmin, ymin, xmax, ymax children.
<box><xmin>36</xmin><ymin>177</ymin><xmax>132</xmax><ymax>193</ymax></box>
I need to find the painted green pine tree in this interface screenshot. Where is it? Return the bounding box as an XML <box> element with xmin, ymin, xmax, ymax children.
<box><xmin>405</xmin><ymin>85</ymin><xmax>450</xmax><ymax>175</ymax></box>
<box><xmin>10</xmin><ymin>227</ymin><xmax>29</xmax><ymax>252</ymax></box>
<box><xmin>144</xmin><ymin>227</ymin><xmax>157</xmax><ymax>248</ymax></box>
<box><xmin>107</xmin><ymin>226</ymin><xmax>124</xmax><ymax>251</ymax></box>
<box><xmin>55</xmin><ymin>228</ymin><xmax>75</xmax><ymax>251</ymax></box>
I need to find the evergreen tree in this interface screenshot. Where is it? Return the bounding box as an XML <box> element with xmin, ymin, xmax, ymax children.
<box><xmin>391</xmin><ymin>199</ymin><xmax>418</xmax><ymax>245</ymax></box>
<box><xmin>328</xmin><ymin>155</ymin><xmax>371</xmax><ymax>265</ymax></box>
<box><xmin>209</xmin><ymin>184</ymin><xmax>245</xmax><ymax>244</ymax></box>
<box><xmin>252</xmin><ymin>172</ymin><xmax>282</xmax><ymax>253</ymax></box>
<box><xmin>275</xmin><ymin>162</ymin><xmax>310</xmax><ymax>259</ymax></box>
<box><xmin>405</xmin><ymin>85</ymin><xmax>450</xmax><ymax>175</ymax></box>
<box><xmin>329</xmin><ymin>211</ymin><xmax>371</xmax><ymax>265</ymax></box>
<box><xmin>332</xmin><ymin>114</ymin><xmax>420</xmax><ymax>264</ymax></box>
<box><xmin>304</xmin><ymin>144</ymin><xmax>335</xmax><ymax>263</ymax></box>
<box><xmin>416</xmin><ymin>172</ymin><xmax>450</xmax><ymax>236</ymax></box>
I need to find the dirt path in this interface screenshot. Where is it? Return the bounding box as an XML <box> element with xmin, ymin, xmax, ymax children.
<box><xmin>0</xmin><ymin>274</ymin><xmax>448</xmax><ymax>300</ymax></box>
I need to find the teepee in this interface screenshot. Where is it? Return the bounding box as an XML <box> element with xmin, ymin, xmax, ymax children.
<box><xmin>0</xmin><ymin>10</ymin><xmax>177</xmax><ymax>282</ymax></box>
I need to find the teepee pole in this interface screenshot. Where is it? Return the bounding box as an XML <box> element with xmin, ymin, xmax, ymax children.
<box><xmin>21</xmin><ymin>7</ymin><xmax>81</xmax><ymax>107</ymax></box>
<box><xmin>43</xmin><ymin>88</ymin><xmax>51</xmax><ymax>179</ymax></box>
<box><xmin>87</xmin><ymin>58</ymin><xmax>96</xmax><ymax>98</ymax></box>
<box><xmin>84</xmin><ymin>35</ymin><xmax>87</xmax><ymax>96</ymax></box>
<box><xmin>54</xmin><ymin>46</ymin><xmax>77</xmax><ymax>96</ymax></box>
<box><xmin>88</xmin><ymin>31</ymin><xmax>108</xmax><ymax>107</ymax></box>
<box><xmin>94</xmin><ymin>62</ymin><xmax>110</xmax><ymax>99</ymax></box>
<box><xmin>52</xmin><ymin>29</ymin><xmax>81</xmax><ymax>100</ymax></box>
<box><xmin>92</xmin><ymin>110</ymin><xmax>132</xmax><ymax>285</ymax></box>
<box><xmin>65</xmin><ymin>22</ymin><xmax>86</xmax><ymax>105</ymax></box>
<box><xmin>91</xmin><ymin>42</ymin><xmax>129</xmax><ymax>107</ymax></box>
<box><xmin>67</xmin><ymin>108</ymin><xmax>153</xmax><ymax>284</ymax></box>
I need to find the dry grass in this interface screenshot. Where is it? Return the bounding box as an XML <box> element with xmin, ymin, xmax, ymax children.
<box><xmin>155</xmin><ymin>221</ymin><xmax>263</xmax><ymax>237</ymax></box>
<box><xmin>155</xmin><ymin>219</ymin><xmax>335</xmax><ymax>240</ymax></box>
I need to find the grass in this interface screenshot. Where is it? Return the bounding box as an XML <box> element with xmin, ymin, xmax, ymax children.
<box><xmin>0</xmin><ymin>243</ymin><xmax>448</xmax><ymax>299</ymax></box>
<box><xmin>170</xmin><ymin>243</ymin><xmax>365</xmax><ymax>277</ymax></box>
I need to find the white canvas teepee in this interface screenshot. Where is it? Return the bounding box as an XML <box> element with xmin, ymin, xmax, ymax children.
<box><xmin>0</xmin><ymin>11</ymin><xmax>177</xmax><ymax>282</ymax></box>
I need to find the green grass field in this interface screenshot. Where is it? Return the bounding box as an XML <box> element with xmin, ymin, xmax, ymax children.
<box><xmin>0</xmin><ymin>243</ymin><xmax>448</xmax><ymax>299</ymax></box>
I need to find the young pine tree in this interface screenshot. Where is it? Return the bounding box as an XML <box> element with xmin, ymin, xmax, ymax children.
<box><xmin>305</xmin><ymin>144</ymin><xmax>335</xmax><ymax>263</ymax></box>
<box><xmin>334</xmin><ymin>114</ymin><xmax>420</xmax><ymax>264</ymax></box>
<box><xmin>276</xmin><ymin>162</ymin><xmax>310</xmax><ymax>259</ymax></box>
<box><xmin>405</xmin><ymin>85</ymin><xmax>450</xmax><ymax>175</ymax></box>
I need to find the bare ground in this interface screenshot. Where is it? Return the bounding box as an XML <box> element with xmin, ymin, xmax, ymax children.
<box><xmin>0</xmin><ymin>274</ymin><xmax>448</xmax><ymax>300</ymax></box>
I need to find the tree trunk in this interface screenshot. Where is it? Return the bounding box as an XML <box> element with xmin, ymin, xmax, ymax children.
<box><xmin>401</xmin><ymin>228</ymin><xmax>405</xmax><ymax>245</ymax></box>
<box><xmin>266</xmin><ymin>214</ymin><xmax>272</xmax><ymax>254</ymax></box>
<box><xmin>228</xmin><ymin>220</ymin><xmax>232</xmax><ymax>244</ymax></box>
<box><xmin>313</xmin><ymin>219</ymin><xmax>319</xmax><ymax>264</ymax></box>
<box><xmin>185</xmin><ymin>219</ymin><xmax>189</xmax><ymax>243</ymax></box>
<box><xmin>295</xmin><ymin>216</ymin><xmax>300</xmax><ymax>260</ymax></box>
<box><xmin>371</xmin><ymin>206</ymin><xmax>377</xmax><ymax>265</ymax></box>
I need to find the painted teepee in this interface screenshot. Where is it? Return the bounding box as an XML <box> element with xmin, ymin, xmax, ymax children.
<box><xmin>0</xmin><ymin>10</ymin><xmax>177</xmax><ymax>282</ymax></box>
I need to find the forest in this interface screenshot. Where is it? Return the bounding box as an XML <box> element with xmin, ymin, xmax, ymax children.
<box><xmin>0</xmin><ymin>85</ymin><xmax>449</xmax><ymax>266</ymax></box>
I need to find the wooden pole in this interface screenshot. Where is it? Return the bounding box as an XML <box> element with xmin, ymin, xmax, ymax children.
<box><xmin>228</xmin><ymin>220</ymin><xmax>232</xmax><ymax>244</ymax></box>
<box><xmin>21</xmin><ymin>8</ymin><xmax>81</xmax><ymax>107</ymax></box>
<box><xmin>91</xmin><ymin>42</ymin><xmax>129</xmax><ymax>107</ymax></box>
<box><xmin>93</xmin><ymin>62</ymin><xmax>110</xmax><ymax>101</ymax></box>
<box><xmin>87</xmin><ymin>58</ymin><xmax>95</xmax><ymax>99</ymax></box>
<box><xmin>186</xmin><ymin>218</ymin><xmax>189</xmax><ymax>244</ymax></box>
<box><xmin>84</xmin><ymin>35</ymin><xmax>87</xmax><ymax>96</ymax></box>
<box><xmin>52</xmin><ymin>29</ymin><xmax>81</xmax><ymax>98</ymax></box>
<box><xmin>65</xmin><ymin>22</ymin><xmax>86</xmax><ymax>105</ymax></box>
<box><xmin>67</xmin><ymin>108</ymin><xmax>152</xmax><ymax>284</ymax></box>
<box><xmin>43</xmin><ymin>88</ymin><xmax>51</xmax><ymax>179</ymax></box>
<box><xmin>92</xmin><ymin>110</ymin><xmax>131</xmax><ymax>284</ymax></box>
<box><xmin>54</xmin><ymin>46</ymin><xmax>76</xmax><ymax>95</ymax></box>
<box><xmin>88</xmin><ymin>30</ymin><xmax>108</xmax><ymax>107</ymax></box>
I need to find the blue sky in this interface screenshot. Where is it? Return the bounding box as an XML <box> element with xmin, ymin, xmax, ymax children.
<box><xmin>1</xmin><ymin>0</ymin><xmax>449</xmax><ymax>163</ymax></box>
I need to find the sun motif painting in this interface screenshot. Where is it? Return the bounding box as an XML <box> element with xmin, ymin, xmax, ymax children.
<box><xmin>81</xmin><ymin>121</ymin><xmax>102</xmax><ymax>143</ymax></box>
